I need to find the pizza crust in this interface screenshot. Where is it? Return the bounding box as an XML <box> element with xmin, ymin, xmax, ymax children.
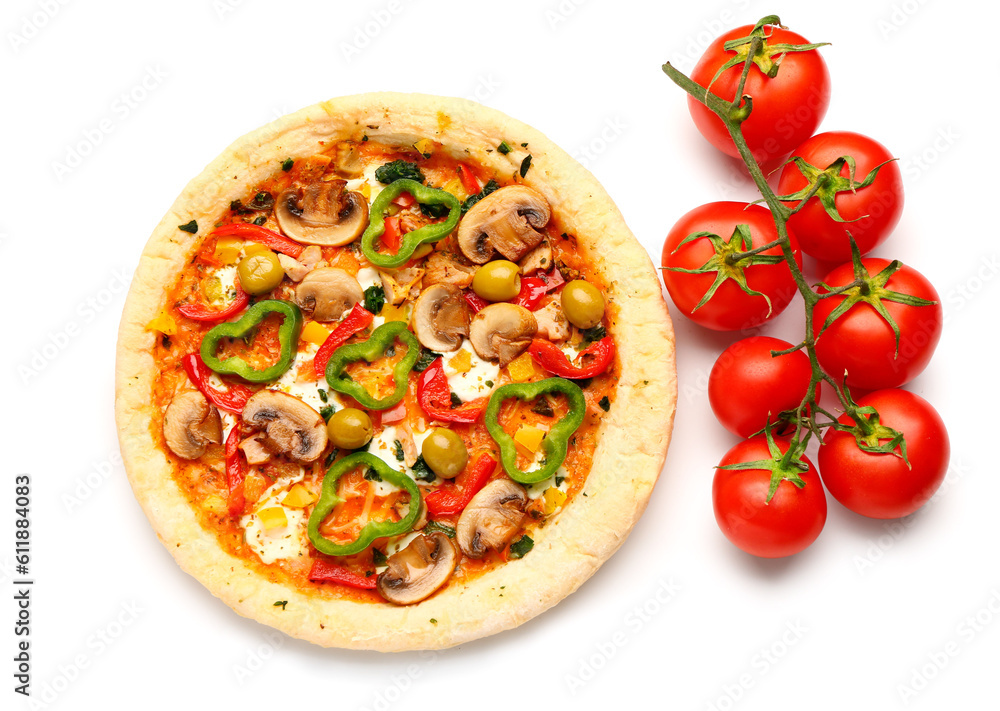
<box><xmin>115</xmin><ymin>92</ymin><xmax>676</xmax><ymax>651</ymax></box>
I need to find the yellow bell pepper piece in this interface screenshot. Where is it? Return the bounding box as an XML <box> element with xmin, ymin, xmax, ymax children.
<box><xmin>212</xmin><ymin>236</ymin><xmax>243</xmax><ymax>264</ymax></box>
<box><xmin>202</xmin><ymin>495</ymin><xmax>227</xmax><ymax>515</ymax></box>
<box><xmin>507</xmin><ymin>352</ymin><xmax>539</xmax><ymax>382</ymax></box>
<box><xmin>300</xmin><ymin>321</ymin><xmax>331</xmax><ymax>346</ymax></box>
<box><xmin>145</xmin><ymin>310</ymin><xmax>177</xmax><ymax>336</ymax></box>
<box><xmin>359</xmin><ymin>183</ymin><xmax>372</xmax><ymax>200</ymax></box>
<box><xmin>449</xmin><ymin>349</ymin><xmax>472</xmax><ymax>374</ymax></box>
<box><xmin>202</xmin><ymin>276</ymin><xmax>223</xmax><ymax>303</ymax></box>
<box><xmin>257</xmin><ymin>506</ymin><xmax>288</xmax><ymax>530</ymax></box>
<box><xmin>413</xmin><ymin>138</ymin><xmax>434</xmax><ymax>156</ymax></box>
<box><xmin>381</xmin><ymin>303</ymin><xmax>409</xmax><ymax>323</ymax></box>
<box><xmin>441</xmin><ymin>177</ymin><xmax>468</xmax><ymax>202</ymax></box>
<box><xmin>243</xmin><ymin>241</ymin><xmax>269</xmax><ymax>257</ymax></box>
<box><xmin>514</xmin><ymin>425</ymin><xmax>545</xmax><ymax>459</ymax></box>
<box><xmin>282</xmin><ymin>483</ymin><xmax>317</xmax><ymax>508</ymax></box>
<box><xmin>542</xmin><ymin>487</ymin><xmax>567</xmax><ymax>515</ymax></box>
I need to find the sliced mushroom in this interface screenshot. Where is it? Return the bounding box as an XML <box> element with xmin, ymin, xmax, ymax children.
<box><xmin>469</xmin><ymin>303</ymin><xmax>537</xmax><ymax>366</ymax></box>
<box><xmin>456</xmin><ymin>479</ymin><xmax>527</xmax><ymax>559</ymax></box>
<box><xmin>423</xmin><ymin>250</ymin><xmax>478</xmax><ymax>289</ymax></box>
<box><xmin>239</xmin><ymin>435</ymin><xmax>272</xmax><ymax>465</ymax></box>
<box><xmin>295</xmin><ymin>267</ymin><xmax>363</xmax><ymax>322</ymax></box>
<box><xmin>518</xmin><ymin>238</ymin><xmax>552</xmax><ymax>275</ymax></box>
<box><xmin>331</xmin><ymin>141</ymin><xmax>364</xmax><ymax>178</ymax></box>
<box><xmin>277</xmin><ymin>245</ymin><xmax>324</xmax><ymax>282</ymax></box>
<box><xmin>457</xmin><ymin>185</ymin><xmax>551</xmax><ymax>264</ymax></box>
<box><xmin>377</xmin><ymin>532</ymin><xmax>457</xmax><ymax>605</ymax></box>
<box><xmin>534</xmin><ymin>300</ymin><xmax>570</xmax><ymax>342</ymax></box>
<box><xmin>242</xmin><ymin>391</ymin><xmax>328</xmax><ymax>463</ymax></box>
<box><xmin>380</xmin><ymin>267</ymin><xmax>424</xmax><ymax>306</ymax></box>
<box><xmin>412</xmin><ymin>284</ymin><xmax>470</xmax><ymax>353</ymax></box>
<box><xmin>275</xmin><ymin>179</ymin><xmax>369</xmax><ymax>246</ymax></box>
<box><xmin>163</xmin><ymin>390</ymin><xmax>222</xmax><ymax>460</ymax></box>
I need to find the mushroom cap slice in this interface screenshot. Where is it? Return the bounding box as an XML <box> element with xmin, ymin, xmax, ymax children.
<box><xmin>518</xmin><ymin>238</ymin><xmax>552</xmax><ymax>275</ymax></box>
<box><xmin>457</xmin><ymin>185</ymin><xmax>551</xmax><ymax>264</ymax></box>
<box><xmin>295</xmin><ymin>267</ymin><xmax>363</xmax><ymax>322</ymax></box>
<box><xmin>469</xmin><ymin>303</ymin><xmax>537</xmax><ymax>366</ymax></box>
<box><xmin>163</xmin><ymin>390</ymin><xmax>223</xmax><ymax>460</ymax></box>
<box><xmin>456</xmin><ymin>479</ymin><xmax>527</xmax><ymax>559</ymax></box>
<box><xmin>377</xmin><ymin>532</ymin><xmax>458</xmax><ymax>605</ymax></box>
<box><xmin>411</xmin><ymin>283</ymin><xmax>471</xmax><ymax>353</ymax></box>
<box><xmin>275</xmin><ymin>179</ymin><xmax>369</xmax><ymax>246</ymax></box>
<box><xmin>242</xmin><ymin>391</ymin><xmax>328</xmax><ymax>463</ymax></box>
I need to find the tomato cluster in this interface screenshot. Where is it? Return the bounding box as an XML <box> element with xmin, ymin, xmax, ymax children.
<box><xmin>662</xmin><ymin>17</ymin><xmax>950</xmax><ymax>558</ymax></box>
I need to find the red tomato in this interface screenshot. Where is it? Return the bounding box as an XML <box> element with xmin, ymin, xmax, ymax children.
<box><xmin>713</xmin><ymin>435</ymin><xmax>827</xmax><ymax>558</ymax></box>
<box><xmin>709</xmin><ymin>337</ymin><xmax>816</xmax><ymax>438</ymax></box>
<box><xmin>661</xmin><ymin>202</ymin><xmax>802</xmax><ymax>331</ymax></box>
<box><xmin>778</xmin><ymin>131</ymin><xmax>904</xmax><ymax>262</ymax></box>
<box><xmin>813</xmin><ymin>258</ymin><xmax>942</xmax><ymax>390</ymax></box>
<box><xmin>819</xmin><ymin>389</ymin><xmax>949</xmax><ymax>519</ymax></box>
<box><xmin>689</xmin><ymin>23</ymin><xmax>830</xmax><ymax>165</ymax></box>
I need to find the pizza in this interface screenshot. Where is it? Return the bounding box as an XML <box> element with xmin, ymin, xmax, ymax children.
<box><xmin>115</xmin><ymin>93</ymin><xmax>676</xmax><ymax>651</ymax></box>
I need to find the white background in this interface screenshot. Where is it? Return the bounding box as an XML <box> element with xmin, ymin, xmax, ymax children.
<box><xmin>3</xmin><ymin>0</ymin><xmax>997</xmax><ymax>709</ymax></box>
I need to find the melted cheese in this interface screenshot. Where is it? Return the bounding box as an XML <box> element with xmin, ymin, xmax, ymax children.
<box><xmin>443</xmin><ymin>339</ymin><xmax>499</xmax><ymax>402</ymax></box>
<box><xmin>526</xmin><ymin>466</ymin><xmax>571</xmax><ymax>500</ymax></box>
<box><xmin>241</xmin><ymin>470</ymin><xmax>306</xmax><ymax>564</ymax></box>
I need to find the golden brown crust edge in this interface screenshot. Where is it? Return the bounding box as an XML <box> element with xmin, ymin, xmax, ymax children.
<box><xmin>115</xmin><ymin>92</ymin><xmax>677</xmax><ymax>651</ymax></box>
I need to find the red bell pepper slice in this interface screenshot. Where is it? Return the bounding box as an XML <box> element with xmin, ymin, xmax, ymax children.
<box><xmin>458</xmin><ymin>164</ymin><xmax>480</xmax><ymax>195</ymax></box>
<box><xmin>381</xmin><ymin>216</ymin><xmax>402</xmax><ymax>254</ymax></box>
<box><xmin>417</xmin><ymin>358</ymin><xmax>488</xmax><ymax>423</ymax></box>
<box><xmin>392</xmin><ymin>192</ymin><xmax>416</xmax><ymax>209</ymax></box>
<box><xmin>464</xmin><ymin>291</ymin><xmax>488</xmax><ymax>313</ymax></box>
<box><xmin>308</xmin><ymin>558</ymin><xmax>378</xmax><ymax>590</ymax></box>
<box><xmin>212</xmin><ymin>223</ymin><xmax>304</xmax><ymax>259</ymax></box>
<box><xmin>182</xmin><ymin>353</ymin><xmax>254</xmax><ymax>414</ymax></box>
<box><xmin>313</xmin><ymin>303</ymin><xmax>374</xmax><ymax>377</ymax></box>
<box><xmin>511</xmin><ymin>277</ymin><xmax>549</xmax><ymax>311</ymax></box>
<box><xmin>225</xmin><ymin>426</ymin><xmax>246</xmax><ymax>517</ymax></box>
<box><xmin>425</xmin><ymin>454</ymin><xmax>497</xmax><ymax>517</ymax></box>
<box><xmin>177</xmin><ymin>280</ymin><xmax>250</xmax><ymax>322</ymax></box>
<box><xmin>528</xmin><ymin>336</ymin><xmax>616</xmax><ymax>379</ymax></box>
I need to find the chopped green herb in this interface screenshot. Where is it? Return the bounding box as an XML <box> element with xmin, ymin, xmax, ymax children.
<box><xmin>485</xmin><ymin>380</ymin><xmax>494</xmax><ymax>388</ymax></box>
<box><xmin>420</xmin><ymin>201</ymin><xmax>449</xmax><ymax>219</ymax></box>
<box><xmin>573</xmin><ymin>377</ymin><xmax>593</xmax><ymax>389</ymax></box>
<box><xmin>461</xmin><ymin>178</ymin><xmax>500</xmax><ymax>213</ymax></box>
<box><xmin>531</xmin><ymin>398</ymin><xmax>554</xmax><ymax>417</ymax></box>
<box><xmin>429</xmin><ymin>618</ymin><xmax>438</xmax><ymax>624</ymax></box>
<box><xmin>250</xmin><ymin>191</ymin><xmax>274</xmax><ymax>211</ymax></box>
<box><xmin>364</xmin><ymin>467</ymin><xmax>382</xmax><ymax>482</ymax></box>
<box><xmin>324</xmin><ymin>449</ymin><xmax>338</xmax><ymax>467</ymax></box>
<box><xmin>365</xmin><ymin>570</ymin><xmax>374</xmax><ymax>577</ymax></box>
<box><xmin>364</xmin><ymin>284</ymin><xmax>386</xmax><ymax>314</ymax></box>
<box><xmin>393</xmin><ymin>440</ymin><xmax>405</xmax><ymax>462</ymax></box>
<box><xmin>375</xmin><ymin>160</ymin><xmax>425</xmax><ymax>185</ymax></box>
<box><xmin>273</xmin><ymin>600</ymin><xmax>288</xmax><ymax>609</ymax></box>
<box><xmin>281</xmin><ymin>158</ymin><xmax>294</xmax><ymax>172</ymax></box>
<box><xmin>450</xmin><ymin>392</ymin><xmax>463</xmax><ymax>408</ymax></box>
<box><xmin>520</xmin><ymin>142</ymin><xmax>528</xmax><ymax>148</ymax></box>
<box><xmin>497</xmin><ymin>141</ymin><xmax>512</xmax><ymax>155</ymax></box>
<box><xmin>414</xmin><ymin>348</ymin><xmax>441</xmax><ymax>372</ymax></box>
<box><xmin>372</xmin><ymin>548</ymin><xmax>387</xmax><ymax>566</ymax></box>
<box><xmin>555</xmin><ymin>475</ymin><xmax>565</xmax><ymax>487</ymax></box>
<box><xmin>161</xmin><ymin>334</ymin><xmax>171</xmax><ymax>348</ymax></box>
<box><xmin>229</xmin><ymin>199</ymin><xmax>251</xmax><ymax>215</ymax></box>
<box><xmin>425</xmin><ymin>521</ymin><xmax>457</xmax><ymax>538</ymax></box>
<box><xmin>320</xmin><ymin>405</ymin><xmax>335</xmax><ymax>422</ymax></box>
<box><xmin>178</xmin><ymin>220</ymin><xmax>198</xmax><ymax>234</ymax></box>
<box><xmin>411</xmin><ymin>456</ymin><xmax>436</xmax><ymax>482</ymax></box>
<box><xmin>385</xmin><ymin>345</ymin><xmax>396</xmax><ymax>357</ymax></box>
<box><xmin>519</xmin><ymin>155</ymin><xmax>532</xmax><ymax>178</ymax></box>
<box><xmin>581</xmin><ymin>324</ymin><xmax>607</xmax><ymax>343</ymax></box>
<box><xmin>509</xmin><ymin>535</ymin><xmax>534</xmax><ymax>559</ymax></box>
<box><xmin>318</xmin><ymin>388</ymin><xmax>329</xmax><ymax>403</ymax></box>
<box><xmin>362</xmin><ymin>134</ymin><xmax>369</xmax><ymax>142</ymax></box>
<box><xmin>252</xmin><ymin>215</ymin><xmax>266</xmax><ymax>226</ymax></box>
<box><xmin>598</xmin><ymin>396</ymin><xmax>611</xmax><ymax>412</ymax></box>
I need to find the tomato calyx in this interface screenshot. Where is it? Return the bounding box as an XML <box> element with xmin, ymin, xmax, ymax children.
<box><xmin>663</xmin><ymin>223</ymin><xmax>785</xmax><ymax>316</ymax></box>
<box><xmin>709</xmin><ymin>15</ymin><xmax>829</xmax><ymax>88</ymax></box>
<box><xmin>815</xmin><ymin>239</ymin><xmax>938</xmax><ymax>354</ymax></box>
<box><xmin>716</xmin><ymin>425</ymin><xmax>809</xmax><ymax>503</ymax></box>
<box><xmin>775</xmin><ymin>154</ymin><xmax>897</xmax><ymax>224</ymax></box>
<box><xmin>833</xmin><ymin>382</ymin><xmax>911</xmax><ymax>465</ymax></box>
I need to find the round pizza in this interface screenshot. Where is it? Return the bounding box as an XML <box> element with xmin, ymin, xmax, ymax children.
<box><xmin>115</xmin><ymin>93</ymin><xmax>676</xmax><ymax>651</ymax></box>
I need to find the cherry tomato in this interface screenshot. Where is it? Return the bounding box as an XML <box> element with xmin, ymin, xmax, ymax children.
<box><xmin>709</xmin><ymin>337</ymin><xmax>817</xmax><ymax>438</ymax></box>
<box><xmin>689</xmin><ymin>23</ymin><xmax>830</xmax><ymax>165</ymax></box>
<box><xmin>778</xmin><ymin>131</ymin><xmax>904</xmax><ymax>262</ymax></box>
<box><xmin>819</xmin><ymin>389</ymin><xmax>949</xmax><ymax>519</ymax></box>
<box><xmin>813</xmin><ymin>258</ymin><xmax>942</xmax><ymax>390</ymax></box>
<box><xmin>713</xmin><ymin>435</ymin><xmax>827</xmax><ymax>558</ymax></box>
<box><xmin>661</xmin><ymin>202</ymin><xmax>802</xmax><ymax>331</ymax></box>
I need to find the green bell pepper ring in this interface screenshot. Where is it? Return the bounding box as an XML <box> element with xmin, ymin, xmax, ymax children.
<box><xmin>324</xmin><ymin>321</ymin><xmax>420</xmax><ymax>410</ymax></box>
<box><xmin>485</xmin><ymin>377</ymin><xmax>586</xmax><ymax>484</ymax></box>
<box><xmin>308</xmin><ymin>452</ymin><xmax>422</xmax><ymax>556</ymax></box>
<box><xmin>200</xmin><ymin>299</ymin><xmax>303</xmax><ymax>383</ymax></box>
<box><xmin>361</xmin><ymin>179</ymin><xmax>461</xmax><ymax>268</ymax></box>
